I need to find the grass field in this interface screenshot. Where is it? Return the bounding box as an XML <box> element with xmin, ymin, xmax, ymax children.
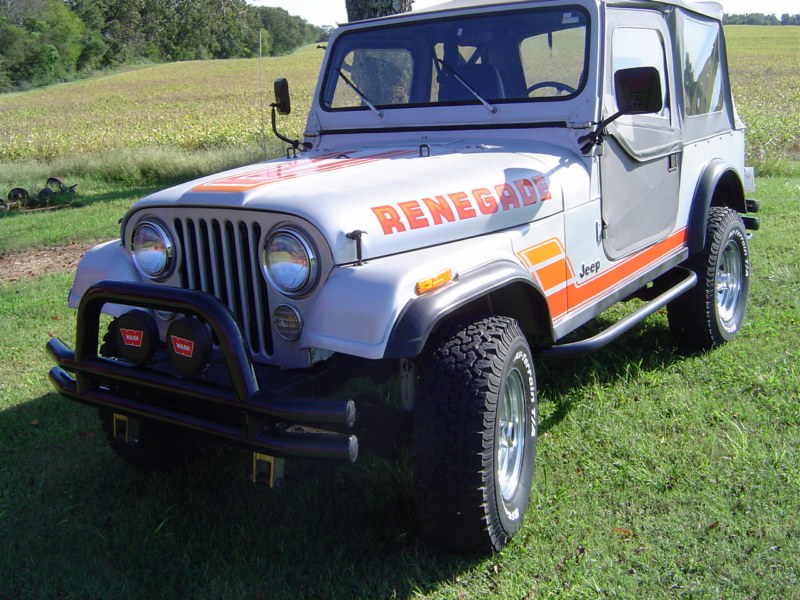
<box><xmin>725</xmin><ymin>26</ymin><xmax>800</xmax><ymax>175</ymax></box>
<box><xmin>1</xmin><ymin>23</ymin><xmax>799</xmax><ymax>600</ymax></box>
<box><xmin>0</xmin><ymin>177</ymin><xmax>797</xmax><ymax>598</ymax></box>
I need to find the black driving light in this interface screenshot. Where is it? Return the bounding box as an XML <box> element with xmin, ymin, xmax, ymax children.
<box><xmin>166</xmin><ymin>317</ymin><xmax>212</xmax><ymax>377</ymax></box>
<box><xmin>114</xmin><ymin>310</ymin><xmax>158</xmax><ymax>365</ymax></box>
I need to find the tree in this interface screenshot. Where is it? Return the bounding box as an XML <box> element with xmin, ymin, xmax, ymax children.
<box><xmin>0</xmin><ymin>0</ymin><xmax>50</xmax><ymax>25</ymax></box>
<box><xmin>1</xmin><ymin>0</ymin><xmax>319</xmax><ymax>92</ymax></box>
<box><xmin>254</xmin><ymin>7</ymin><xmax>320</xmax><ymax>56</ymax></box>
<box><xmin>345</xmin><ymin>0</ymin><xmax>412</xmax><ymax>22</ymax></box>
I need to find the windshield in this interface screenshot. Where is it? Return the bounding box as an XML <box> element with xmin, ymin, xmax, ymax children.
<box><xmin>321</xmin><ymin>7</ymin><xmax>589</xmax><ymax>112</ymax></box>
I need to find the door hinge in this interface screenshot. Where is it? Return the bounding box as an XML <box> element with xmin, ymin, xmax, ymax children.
<box><xmin>596</xmin><ymin>220</ymin><xmax>608</xmax><ymax>242</ymax></box>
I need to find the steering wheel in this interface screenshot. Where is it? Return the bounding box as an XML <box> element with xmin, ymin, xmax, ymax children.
<box><xmin>527</xmin><ymin>81</ymin><xmax>576</xmax><ymax>96</ymax></box>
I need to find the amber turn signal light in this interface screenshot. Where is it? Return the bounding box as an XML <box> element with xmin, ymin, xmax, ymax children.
<box><xmin>415</xmin><ymin>269</ymin><xmax>453</xmax><ymax>295</ymax></box>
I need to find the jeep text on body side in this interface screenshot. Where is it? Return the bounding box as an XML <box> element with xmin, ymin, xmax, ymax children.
<box><xmin>48</xmin><ymin>0</ymin><xmax>759</xmax><ymax>553</ymax></box>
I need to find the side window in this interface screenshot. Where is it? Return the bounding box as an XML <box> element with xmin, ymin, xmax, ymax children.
<box><xmin>682</xmin><ymin>18</ymin><xmax>723</xmax><ymax>116</ymax></box>
<box><xmin>611</xmin><ymin>27</ymin><xmax>669</xmax><ymax>118</ymax></box>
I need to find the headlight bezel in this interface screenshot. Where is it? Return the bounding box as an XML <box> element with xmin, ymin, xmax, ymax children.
<box><xmin>262</xmin><ymin>226</ymin><xmax>320</xmax><ymax>297</ymax></box>
<box><xmin>130</xmin><ymin>218</ymin><xmax>175</xmax><ymax>281</ymax></box>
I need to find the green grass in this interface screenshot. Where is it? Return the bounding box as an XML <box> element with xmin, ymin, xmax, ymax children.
<box><xmin>1</xmin><ymin>25</ymin><xmax>799</xmax><ymax>600</ymax></box>
<box><xmin>0</xmin><ymin>48</ymin><xmax>321</xmax><ymax>162</ymax></box>
<box><xmin>0</xmin><ymin>184</ymin><xmax>147</xmax><ymax>258</ymax></box>
<box><xmin>1</xmin><ymin>178</ymin><xmax>798</xmax><ymax>598</ymax></box>
<box><xmin>726</xmin><ymin>26</ymin><xmax>800</xmax><ymax>175</ymax></box>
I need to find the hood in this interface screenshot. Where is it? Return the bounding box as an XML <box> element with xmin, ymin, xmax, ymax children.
<box><xmin>134</xmin><ymin>143</ymin><xmax>587</xmax><ymax>264</ymax></box>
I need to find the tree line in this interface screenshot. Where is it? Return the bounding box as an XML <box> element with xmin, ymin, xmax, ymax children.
<box><xmin>0</xmin><ymin>0</ymin><xmax>323</xmax><ymax>93</ymax></box>
<box><xmin>1</xmin><ymin>1</ymin><xmax>796</xmax><ymax>94</ymax></box>
<box><xmin>723</xmin><ymin>13</ymin><xmax>800</xmax><ymax>25</ymax></box>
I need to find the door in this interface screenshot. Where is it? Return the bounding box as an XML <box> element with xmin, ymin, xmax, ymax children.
<box><xmin>600</xmin><ymin>10</ymin><xmax>682</xmax><ymax>260</ymax></box>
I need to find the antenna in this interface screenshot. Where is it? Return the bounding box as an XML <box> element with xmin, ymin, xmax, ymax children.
<box><xmin>259</xmin><ymin>29</ymin><xmax>267</xmax><ymax>159</ymax></box>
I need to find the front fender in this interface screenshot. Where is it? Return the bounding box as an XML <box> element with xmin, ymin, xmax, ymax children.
<box><xmin>384</xmin><ymin>260</ymin><xmax>541</xmax><ymax>358</ymax></box>
<box><xmin>68</xmin><ymin>240</ymin><xmax>142</xmax><ymax>317</ymax></box>
<box><xmin>301</xmin><ymin>233</ymin><xmax>528</xmax><ymax>360</ymax></box>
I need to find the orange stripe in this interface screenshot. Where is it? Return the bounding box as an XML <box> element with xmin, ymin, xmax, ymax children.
<box><xmin>518</xmin><ymin>238</ymin><xmax>563</xmax><ymax>267</ymax></box>
<box><xmin>536</xmin><ymin>259</ymin><xmax>568</xmax><ymax>292</ymax></box>
<box><xmin>193</xmin><ymin>149</ymin><xmax>415</xmax><ymax>193</ymax></box>
<box><xmin>547</xmin><ymin>288</ymin><xmax>568</xmax><ymax>319</ymax></box>
<box><xmin>193</xmin><ymin>150</ymin><xmax>345</xmax><ymax>192</ymax></box>
<box><xmin>519</xmin><ymin>229</ymin><xmax>688</xmax><ymax>323</ymax></box>
<box><xmin>566</xmin><ymin>228</ymin><xmax>687</xmax><ymax>312</ymax></box>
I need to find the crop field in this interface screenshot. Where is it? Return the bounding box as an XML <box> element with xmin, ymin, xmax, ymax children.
<box><xmin>0</xmin><ymin>23</ymin><xmax>799</xmax><ymax>600</ymax></box>
<box><xmin>0</xmin><ymin>46</ymin><xmax>321</xmax><ymax>162</ymax></box>
<box><xmin>725</xmin><ymin>26</ymin><xmax>800</xmax><ymax>175</ymax></box>
<box><xmin>0</xmin><ymin>26</ymin><xmax>798</xmax><ymax>183</ymax></box>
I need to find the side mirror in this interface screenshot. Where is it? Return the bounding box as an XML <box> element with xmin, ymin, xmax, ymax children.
<box><xmin>578</xmin><ymin>66</ymin><xmax>664</xmax><ymax>154</ymax></box>
<box><xmin>270</xmin><ymin>77</ymin><xmax>301</xmax><ymax>153</ymax></box>
<box><xmin>614</xmin><ymin>66</ymin><xmax>663</xmax><ymax>114</ymax></box>
<box><xmin>273</xmin><ymin>78</ymin><xmax>292</xmax><ymax>115</ymax></box>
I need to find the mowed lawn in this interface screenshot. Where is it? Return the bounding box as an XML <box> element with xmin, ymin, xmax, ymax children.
<box><xmin>0</xmin><ymin>25</ymin><xmax>799</xmax><ymax>600</ymax></box>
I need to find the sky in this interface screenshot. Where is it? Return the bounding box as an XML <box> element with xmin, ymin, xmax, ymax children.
<box><xmin>251</xmin><ymin>0</ymin><xmax>800</xmax><ymax>27</ymax></box>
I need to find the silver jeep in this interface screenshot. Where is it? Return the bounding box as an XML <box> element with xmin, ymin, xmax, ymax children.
<box><xmin>49</xmin><ymin>0</ymin><xmax>758</xmax><ymax>553</ymax></box>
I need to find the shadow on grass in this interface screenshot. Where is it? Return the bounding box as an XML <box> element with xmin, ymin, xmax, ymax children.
<box><xmin>75</xmin><ymin>186</ymin><xmax>161</xmax><ymax>206</ymax></box>
<box><xmin>0</xmin><ymin>390</ymin><xmax>475</xmax><ymax>600</ymax></box>
<box><xmin>1</xmin><ymin>319</ymin><xmax>697</xmax><ymax>600</ymax></box>
<box><xmin>0</xmin><ymin>186</ymin><xmax>158</xmax><ymax>221</ymax></box>
<box><xmin>535</xmin><ymin>314</ymin><xmax>696</xmax><ymax>435</ymax></box>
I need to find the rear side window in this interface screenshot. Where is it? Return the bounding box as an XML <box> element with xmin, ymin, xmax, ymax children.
<box><xmin>682</xmin><ymin>18</ymin><xmax>723</xmax><ymax>116</ymax></box>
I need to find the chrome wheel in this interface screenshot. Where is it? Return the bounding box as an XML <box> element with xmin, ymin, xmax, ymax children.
<box><xmin>716</xmin><ymin>239</ymin><xmax>744</xmax><ymax>327</ymax></box>
<box><xmin>497</xmin><ymin>366</ymin><xmax>527</xmax><ymax>502</ymax></box>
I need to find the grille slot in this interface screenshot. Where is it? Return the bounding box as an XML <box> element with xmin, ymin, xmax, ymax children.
<box><xmin>175</xmin><ymin>218</ymin><xmax>273</xmax><ymax>357</ymax></box>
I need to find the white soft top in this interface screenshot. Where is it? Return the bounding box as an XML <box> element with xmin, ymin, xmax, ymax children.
<box><xmin>410</xmin><ymin>0</ymin><xmax>723</xmax><ymax>20</ymax></box>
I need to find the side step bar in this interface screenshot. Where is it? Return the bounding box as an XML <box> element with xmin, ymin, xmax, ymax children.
<box><xmin>534</xmin><ymin>268</ymin><xmax>697</xmax><ymax>359</ymax></box>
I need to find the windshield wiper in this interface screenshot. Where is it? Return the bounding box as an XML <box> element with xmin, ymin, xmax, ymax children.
<box><xmin>435</xmin><ymin>58</ymin><xmax>497</xmax><ymax>114</ymax></box>
<box><xmin>336</xmin><ymin>68</ymin><xmax>383</xmax><ymax>118</ymax></box>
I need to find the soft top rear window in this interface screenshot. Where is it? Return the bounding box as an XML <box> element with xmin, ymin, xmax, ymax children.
<box><xmin>321</xmin><ymin>7</ymin><xmax>589</xmax><ymax>112</ymax></box>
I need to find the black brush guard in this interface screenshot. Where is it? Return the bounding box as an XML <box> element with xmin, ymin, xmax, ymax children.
<box><xmin>47</xmin><ymin>280</ymin><xmax>358</xmax><ymax>462</ymax></box>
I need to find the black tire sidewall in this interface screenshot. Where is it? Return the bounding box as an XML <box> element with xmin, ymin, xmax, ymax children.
<box><xmin>668</xmin><ymin>207</ymin><xmax>751</xmax><ymax>350</ymax></box>
<box><xmin>492</xmin><ymin>337</ymin><xmax>537</xmax><ymax>536</ymax></box>
<box><xmin>712</xmin><ymin>219</ymin><xmax>750</xmax><ymax>341</ymax></box>
<box><xmin>412</xmin><ymin>316</ymin><xmax>538</xmax><ymax>552</ymax></box>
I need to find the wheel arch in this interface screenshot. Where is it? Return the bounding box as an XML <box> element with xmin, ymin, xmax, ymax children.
<box><xmin>384</xmin><ymin>260</ymin><xmax>553</xmax><ymax>359</ymax></box>
<box><xmin>688</xmin><ymin>159</ymin><xmax>746</xmax><ymax>254</ymax></box>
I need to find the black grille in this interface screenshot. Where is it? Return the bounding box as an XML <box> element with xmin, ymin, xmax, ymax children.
<box><xmin>174</xmin><ymin>217</ymin><xmax>273</xmax><ymax>357</ymax></box>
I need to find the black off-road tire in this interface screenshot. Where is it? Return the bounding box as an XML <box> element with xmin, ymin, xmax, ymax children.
<box><xmin>98</xmin><ymin>320</ymin><xmax>201</xmax><ymax>471</ymax></box>
<box><xmin>413</xmin><ymin>316</ymin><xmax>537</xmax><ymax>553</ymax></box>
<box><xmin>668</xmin><ymin>207</ymin><xmax>750</xmax><ymax>350</ymax></box>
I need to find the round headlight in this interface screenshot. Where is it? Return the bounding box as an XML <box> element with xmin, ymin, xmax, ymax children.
<box><xmin>132</xmin><ymin>220</ymin><xmax>174</xmax><ymax>280</ymax></box>
<box><xmin>263</xmin><ymin>228</ymin><xmax>318</xmax><ymax>296</ymax></box>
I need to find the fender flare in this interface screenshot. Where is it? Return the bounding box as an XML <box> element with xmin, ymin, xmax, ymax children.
<box><xmin>384</xmin><ymin>260</ymin><xmax>549</xmax><ymax>358</ymax></box>
<box><xmin>67</xmin><ymin>240</ymin><xmax>142</xmax><ymax>315</ymax></box>
<box><xmin>687</xmin><ymin>159</ymin><xmax>746</xmax><ymax>253</ymax></box>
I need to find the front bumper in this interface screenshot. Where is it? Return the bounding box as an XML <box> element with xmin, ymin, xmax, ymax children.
<box><xmin>47</xmin><ymin>280</ymin><xmax>358</xmax><ymax>462</ymax></box>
